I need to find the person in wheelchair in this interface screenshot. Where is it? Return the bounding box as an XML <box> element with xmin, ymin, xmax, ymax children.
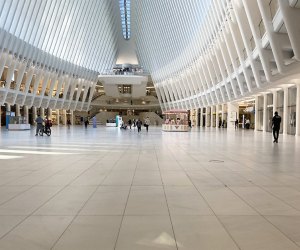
<box><xmin>40</xmin><ymin>117</ymin><xmax>52</xmax><ymax>136</ymax></box>
<box><xmin>44</xmin><ymin>117</ymin><xmax>52</xmax><ymax>130</ymax></box>
<box><xmin>120</xmin><ymin>121</ymin><xmax>127</xmax><ymax>130</ymax></box>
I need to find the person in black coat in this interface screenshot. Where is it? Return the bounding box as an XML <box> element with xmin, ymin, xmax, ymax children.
<box><xmin>272</xmin><ymin>111</ymin><xmax>281</xmax><ymax>143</ymax></box>
<box><xmin>136</xmin><ymin>119</ymin><xmax>142</xmax><ymax>133</ymax></box>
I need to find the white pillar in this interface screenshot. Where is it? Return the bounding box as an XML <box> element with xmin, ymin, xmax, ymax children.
<box><xmin>211</xmin><ymin>106</ymin><xmax>214</xmax><ymax>127</ymax></box>
<box><xmin>6</xmin><ymin>104</ymin><xmax>11</xmax><ymax>112</ymax></box>
<box><xmin>206</xmin><ymin>107</ymin><xmax>210</xmax><ymax>127</ymax></box>
<box><xmin>227</xmin><ymin>102</ymin><xmax>239</xmax><ymax>130</ymax></box>
<box><xmin>70</xmin><ymin>110</ymin><xmax>74</xmax><ymax>125</ymax></box>
<box><xmin>15</xmin><ymin>104</ymin><xmax>20</xmax><ymax>117</ymax></box>
<box><xmin>48</xmin><ymin>108</ymin><xmax>52</xmax><ymax>120</ymax></box>
<box><xmin>63</xmin><ymin>110</ymin><xmax>67</xmax><ymax>125</ymax></box>
<box><xmin>32</xmin><ymin>107</ymin><xmax>37</xmax><ymax>124</ymax></box>
<box><xmin>56</xmin><ymin>109</ymin><xmax>60</xmax><ymax>125</ymax></box>
<box><xmin>296</xmin><ymin>84</ymin><xmax>300</xmax><ymax>136</ymax></box>
<box><xmin>273</xmin><ymin>91</ymin><xmax>278</xmax><ymax>115</ymax></box>
<box><xmin>283</xmin><ymin>87</ymin><xmax>289</xmax><ymax>135</ymax></box>
<box><xmin>200</xmin><ymin>108</ymin><xmax>204</xmax><ymax>127</ymax></box>
<box><xmin>262</xmin><ymin>94</ymin><xmax>268</xmax><ymax>132</ymax></box>
<box><xmin>221</xmin><ymin>104</ymin><xmax>225</xmax><ymax>124</ymax></box>
<box><xmin>216</xmin><ymin>105</ymin><xmax>220</xmax><ymax>128</ymax></box>
<box><xmin>255</xmin><ymin>95</ymin><xmax>259</xmax><ymax>131</ymax></box>
<box><xmin>40</xmin><ymin>108</ymin><xmax>45</xmax><ymax>119</ymax></box>
<box><xmin>24</xmin><ymin>106</ymin><xmax>29</xmax><ymax>124</ymax></box>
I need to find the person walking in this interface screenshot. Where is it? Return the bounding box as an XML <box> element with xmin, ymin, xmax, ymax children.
<box><xmin>144</xmin><ymin>117</ymin><xmax>150</xmax><ymax>132</ymax></box>
<box><xmin>67</xmin><ymin>119</ymin><xmax>71</xmax><ymax>129</ymax></box>
<box><xmin>84</xmin><ymin>118</ymin><xmax>89</xmax><ymax>128</ymax></box>
<box><xmin>235</xmin><ymin>119</ymin><xmax>238</xmax><ymax>130</ymax></box>
<box><xmin>35</xmin><ymin>114</ymin><xmax>44</xmax><ymax>136</ymax></box>
<box><xmin>136</xmin><ymin>119</ymin><xmax>142</xmax><ymax>133</ymax></box>
<box><xmin>245</xmin><ymin>118</ymin><xmax>250</xmax><ymax>129</ymax></box>
<box><xmin>133</xmin><ymin>119</ymin><xmax>136</xmax><ymax>130</ymax></box>
<box><xmin>128</xmin><ymin>119</ymin><xmax>132</xmax><ymax>129</ymax></box>
<box><xmin>272</xmin><ymin>111</ymin><xmax>281</xmax><ymax>143</ymax></box>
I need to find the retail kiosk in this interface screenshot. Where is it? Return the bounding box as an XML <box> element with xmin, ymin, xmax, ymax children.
<box><xmin>162</xmin><ymin>110</ymin><xmax>189</xmax><ymax>132</ymax></box>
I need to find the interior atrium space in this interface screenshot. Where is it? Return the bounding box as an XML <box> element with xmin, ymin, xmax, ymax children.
<box><xmin>1</xmin><ymin>0</ymin><xmax>300</xmax><ymax>249</ymax></box>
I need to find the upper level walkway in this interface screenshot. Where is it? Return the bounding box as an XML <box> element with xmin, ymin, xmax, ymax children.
<box><xmin>0</xmin><ymin>126</ymin><xmax>300</xmax><ymax>249</ymax></box>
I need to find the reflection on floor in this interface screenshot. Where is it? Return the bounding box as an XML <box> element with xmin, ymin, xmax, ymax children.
<box><xmin>0</xmin><ymin>125</ymin><xmax>300</xmax><ymax>250</ymax></box>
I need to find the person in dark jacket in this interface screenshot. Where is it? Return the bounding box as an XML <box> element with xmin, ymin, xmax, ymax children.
<box><xmin>35</xmin><ymin>114</ymin><xmax>44</xmax><ymax>136</ymax></box>
<box><xmin>272</xmin><ymin>111</ymin><xmax>281</xmax><ymax>143</ymax></box>
<box><xmin>136</xmin><ymin>119</ymin><xmax>142</xmax><ymax>133</ymax></box>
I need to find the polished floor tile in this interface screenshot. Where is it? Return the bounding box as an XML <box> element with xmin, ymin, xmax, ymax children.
<box><xmin>0</xmin><ymin>216</ymin><xmax>73</xmax><ymax>250</ymax></box>
<box><xmin>1</xmin><ymin>126</ymin><xmax>300</xmax><ymax>249</ymax></box>
<box><xmin>171</xmin><ymin>215</ymin><xmax>239</xmax><ymax>250</ymax></box>
<box><xmin>80</xmin><ymin>186</ymin><xmax>130</xmax><ymax>215</ymax></box>
<box><xmin>165</xmin><ymin>186</ymin><xmax>213</xmax><ymax>215</ymax></box>
<box><xmin>53</xmin><ymin>216</ymin><xmax>122</xmax><ymax>250</ymax></box>
<box><xmin>219</xmin><ymin>215</ymin><xmax>300</xmax><ymax>250</ymax></box>
<box><xmin>115</xmin><ymin>215</ymin><xmax>177</xmax><ymax>250</ymax></box>
<box><xmin>125</xmin><ymin>186</ymin><xmax>169</xmax><ymax>215</ymax></box>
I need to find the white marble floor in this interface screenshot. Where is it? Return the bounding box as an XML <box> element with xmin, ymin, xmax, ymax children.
<box><xmin>0</xmin><ymin>125</ymin><xmax>300</xmax><ymax>250</ymax></box>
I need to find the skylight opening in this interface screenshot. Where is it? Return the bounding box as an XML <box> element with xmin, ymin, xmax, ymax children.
<box><xmin>119</xmin><ymin>0</ymin><xmax>131</xmax><ymax>40</ymax></box>
<box><xmin>119</xmin><ymin>0</ymin><xmax>130</xmax><ymax>40</ymax></box>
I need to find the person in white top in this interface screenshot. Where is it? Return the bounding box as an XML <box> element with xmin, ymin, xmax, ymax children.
<box><xmin>144</xmin><ymin>117</ymin><xmax>150</xmax><ymax>132</ymax></box>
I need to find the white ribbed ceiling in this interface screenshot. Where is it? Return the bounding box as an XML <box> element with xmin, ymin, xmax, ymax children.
<box><xmin>134</xmin><ymin>0</ymin><xmax>213</xmax><ymax>81</ymax></box>
<box><xmin>0</xmin><ymin>0</ymin><xmax>119</xmax><ymax>73</ymax></box>
<box><xmin>0</xmin><ymin>0</ymin><xmax>214</xmax><ymax>78</ymax></box>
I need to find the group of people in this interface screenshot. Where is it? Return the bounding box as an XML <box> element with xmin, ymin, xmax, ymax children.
<box><xmin>35</xmin><ymin>115</ymin><xmax>52</xmax><ymax>136</ymax></box>
<box><xmin>122</xmin><ymin>117</ymin><xmax>150</xmax><ymax>133</ymax></box>
<box><xmin>218</xmin><ymin>120</ymin><xmax>227</xmax><ymax>128</ymax></box>
<box><xmin>234</xmin><ymin>118</ymin><xmax>250</xmax><ymax>129</ymax></box>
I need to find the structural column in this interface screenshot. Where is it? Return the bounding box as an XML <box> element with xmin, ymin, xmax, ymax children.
<box><xmin>24</xmin><ymin>106</ymin><xmax>29</xmax><ymax>124</ymax></box>
<box><xmin>216</xmin><ymin>105</ymin><xmax>220</xmax><ymax>128</ymax></box>
<box><xmin>206</xmin><ymin>107</ymin><xmax>210</xmax><ymax>127</ymax></box>
<box><xmin>227</xmin><ymin>102</ymin><xmax>239</xmax><ymax>130</ymax></box>
<box><xmin>200</xmin><ymin>108</ymin><xmax>204</xmax><ymax>127</ymax></box>
<box><xmin>296</xmin><ymin>84</ymin><xmax>300</xmax><ymax>136</ymax></box>
<box><xmin>62</xmin><ymin>110</ymin><xmax>67</xmax><ymax>125</ymax></box>
<box><xmin>221</xmin><ymin>104</ymin><xmax>225</xmax><ymax>124</ymax></box>
<box><xmin>70</xmin><ymin>110</ymin><xmax>74</xmax><ymax>125</ymax></box>
<box><xmin>211</xmin><ymin>106</ymin><xmax>214</xmax><ymax>127</ymax></box>
<box><xmin>56</xmin><ymin>109</ymin><xmax>60</xmax><ymax>125</ymax></box>
<box><xmin>15</xmin><ymin>104</ymin><xmax>20</xmax><ymax>117</ymax></box>
<box><xmin>48</xmin><ymin>108</ymin><xmax>52</xmax><ymax>119</ymax></box>
<box><xmin>283</xmin><ymin>87</ymin><xmax>289</xmax><ymax>135</ymax></box>
<box><xmin>273</xmin><ymin>91</ymin><xmax>278</xmax><ymax>114</ymax></box>
<box><xmin>255</xmin><ymin>95</ymin><xmax>259</xmax><ymax>131</ymax></box>
<box><xmin>262</xmin><ymin>94</ymin><xmax>268</xmax><ymax>132</ymax></box>
<box><xmin>32</xmin><ymin>107</ymin><xmax>37</xmax><ymax>124</ymax></box>
<box><xmin>40</xmin><ymin>108</ymin><xmax>45</xmax><ymax>118</ymax></box>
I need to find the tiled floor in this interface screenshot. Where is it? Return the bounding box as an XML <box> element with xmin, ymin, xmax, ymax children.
<box><xmin>0</xmin><ymin>125</ymin><xmax>300</xmax><ymax>250</ymax></box>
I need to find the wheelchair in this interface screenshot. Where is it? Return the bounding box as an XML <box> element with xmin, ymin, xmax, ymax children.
<box><xmin>39</xmin><ymin>125</ymin><xmax>51</xmax><ymax>136</ymax></box>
